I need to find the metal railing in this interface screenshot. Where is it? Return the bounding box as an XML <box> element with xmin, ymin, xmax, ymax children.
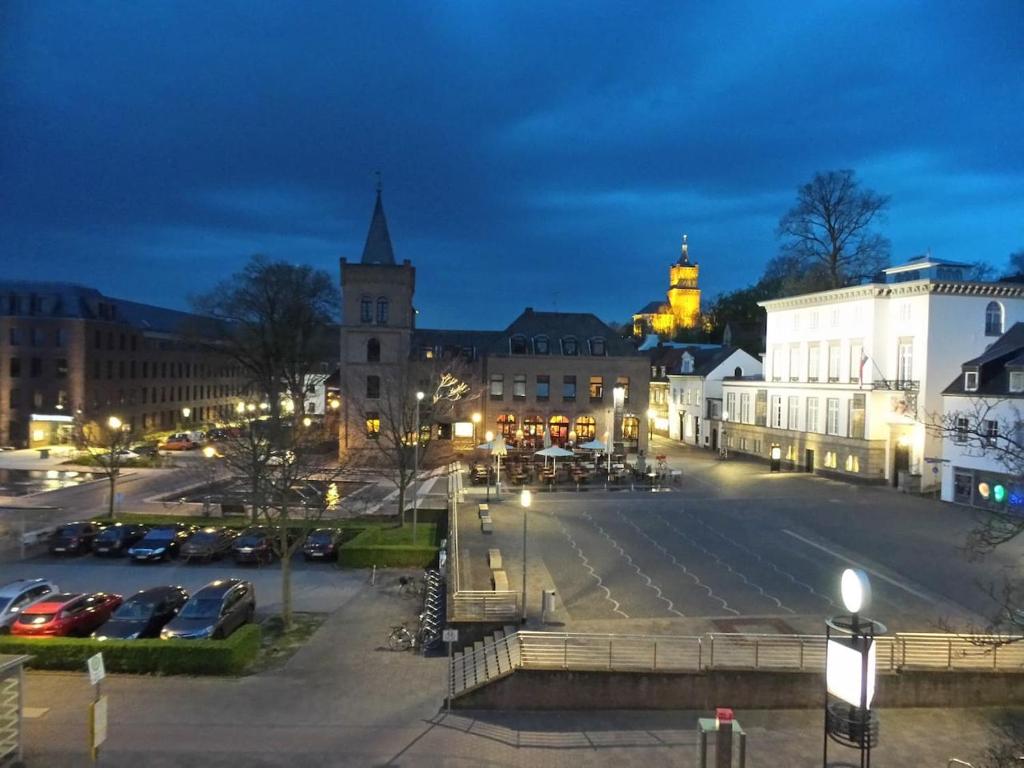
<box><xmin>518</xmin><ymin>631</ymin><xmax>703</xmax><ymax>672</ymax></box>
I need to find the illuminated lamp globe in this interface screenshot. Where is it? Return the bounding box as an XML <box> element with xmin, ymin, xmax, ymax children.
<box><xmin>840</xmin><ymin>568</ymin><xmax>871</xmax><ymax>614</ymax></box>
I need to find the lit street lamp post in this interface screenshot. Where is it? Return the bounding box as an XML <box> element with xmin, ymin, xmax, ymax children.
<box><xmin>471</xmin><ymin>412</ymin><xmax>481</xmax><ymax>442</ymax></box>
<box><xmin>105</xmin><ymin>415</ymin><xmax>126</xmax><ymax>518</ymax></box>
<box><xmin>413</xmin><ymin>391</ymin><xmax>425</xmax><ymax>541</ymax></box>
<box><xmin>485</xmin><ymin>430</ymin><xmax>494</xmax><ymax>503</ymax></box>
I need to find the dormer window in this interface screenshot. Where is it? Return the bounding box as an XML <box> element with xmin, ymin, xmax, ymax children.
<box><xmin>964</xmin><ymin>370</ymin><xmax>979</xmax><ymax>392</ymax></box>
<box><xmin>681</xmin><ymin>354</ymin><xmax>694</xmax><ymax>374</ymax></box>
<box><xmin>1010</xmin><ymin>371</ymin><xmax>1024</xmax><ymax>393</ymax></box>
<box><xmin>510</xmin><ymin>335</ymin><xmax>529</xmax><ymax>355</ymax></box>
<box><xmin>589</xmin><ymin>337</ymin><xmax>606</xmax><ymax>356</ymax></box>
<box><xmin>534</xmin><ymin>336</ymin><xmax>549</xmax><ymax>355</ymax></box>
<box><xmin>562</xmin><ymin>337</ymin><xmax>578</xmax><ymax>356</ymax></box>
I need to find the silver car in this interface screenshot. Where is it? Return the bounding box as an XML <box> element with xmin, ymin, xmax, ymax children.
<box><xmin>0</xmin><ymin>578</ymin><xmax>60</xmax><ymax>632</ymax></box>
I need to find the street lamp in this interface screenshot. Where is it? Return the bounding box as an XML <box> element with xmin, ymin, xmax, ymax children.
<box><xmin>770</xmin><ymin>443</ymin><xmax>782</xmax><ymax>472</ymax></box>
<box><xmin>235</xmin><ymin>402</ymin><xmax>246</xmax><ymax>415</ymax></box>
<box><xmin>413</xmin><ymin>391</ymin><xmax>425</xmax><ymax>541</ymax></box>
<box><xmin>485</xmin><ymin>430</ymin><xmax>494</xmax><ymax>502</ymax></box>
<box><xmin>721</xmin><ymin>410</ymin><xmax>729</xmax><ymax>458</ymax></box>
<box><xmin>107</xmin><ymin>416</ymin><xmax>122</xmax><ymax>431</ymax></box>
<box><xmin>302</xmin><ymin>416</ymin><xmax>313</xmax><ymax>428</ymax></box>
<box><xmin>520</xmin><ymin>489</ymin><xmax>531</xmax><ymax>623</ymax></box>
<box><xmin>105</xmin><ymin>415</ymin><xmax>125</xmax><ymax>518</ymax></box>
<box><xmin>607</xmin><ymin>386</ymin><xmax>625</xmax><ymax>483</ymax></box>
<box><xmin>646</xmin><ymin>407</ymin><xmax>656</xmax><ymax>441</ymax></box>
<box><xmin>471</xmin><ymin>412</ymin><xmax>481</xmax><ymax>442</ymax></box>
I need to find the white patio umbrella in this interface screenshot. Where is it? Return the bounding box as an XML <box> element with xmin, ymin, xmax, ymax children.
<box><xmin>541</xmin><ymin>426</ymin><xmax>552</xmax><ymax>466</ymax></box>
<box><xmin>535</xmin><ymin>445</ymin><xmax>573</xmax><ymax>475</ymax></box>
<box><xmin>579</xmin><ymin>439</ymin><xmax>606</xmax><ymax>451</ymax></box>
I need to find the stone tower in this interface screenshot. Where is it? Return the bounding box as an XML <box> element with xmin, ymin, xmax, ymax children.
<box><xmin>667</xmin><ymin>235</ymin><xmax>701</xmax><ymax>330</ymax></box>
<box><xmin>339</xmin><ymin>189</ymin><xmax>416</xmax><ymax>454</ymax></box>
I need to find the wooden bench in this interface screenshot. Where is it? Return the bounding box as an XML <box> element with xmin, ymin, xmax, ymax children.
<box><xmin>488</xmin><ymin>548</ymin><xmax>502</xmax><ymax>569</ymax></box>
<box><xmin>491</xmin><ymin>569</ymin><xmax>509</xmax><ymax>591</ymax></box>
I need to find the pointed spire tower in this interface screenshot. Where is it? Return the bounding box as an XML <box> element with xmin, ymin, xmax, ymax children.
<box><xmin>360</xmin><ymin>187</ymin><xmax>396</xmax><ymax>265</ymax></box>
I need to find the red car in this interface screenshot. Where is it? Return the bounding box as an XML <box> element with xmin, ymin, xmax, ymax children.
<box><xmin>12</xmin><ymin>592</ymin><xmax>123</xmax><ymax>637</ymax></box>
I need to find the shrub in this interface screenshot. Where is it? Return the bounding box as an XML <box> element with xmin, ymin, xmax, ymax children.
<box><xmin>338</xmin><ymin>545</ymin><xmax>438</xmax><ymax>569</ymax></box>
<box><xmin>0</xmin><ymin>624</ymin><xmax>261</xmax><ymax>675</ymax></box>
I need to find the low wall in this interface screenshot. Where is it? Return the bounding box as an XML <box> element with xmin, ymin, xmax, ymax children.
<box><xmin>454</xmin><ymin>668</ymin><xmax>1024</xmax><ymax>710</ymax></box>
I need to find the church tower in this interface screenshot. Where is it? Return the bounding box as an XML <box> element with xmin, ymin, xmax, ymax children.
<box><xmin>666</xmin><ymin>235</ymin><xmax>701</xmax><ymax>330</ymax></box>
<box><xmin>339</xmin><ymin>188</ymin><xmax>416</xmax><ymax>454</ymax></box>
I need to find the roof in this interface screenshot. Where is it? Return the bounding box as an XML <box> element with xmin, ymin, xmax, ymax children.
<box><xmin>495</xmin><ymin>308</ymin><xmax>638</xmax><ymax>356</ymax></box>
<box><xmin>360</xmin><ymin>190</ymin><xmax>396</xmax><ymax>265</ymax></box>
<box><xmin>648</xmin><ymin>344</ymin><xmax>741</xmax><ymax>377</ymax></box>
<box><xmin>634</xmin><ymin>300</ymin><xmax>665</xmax><ymax>316</ymax></box>
<box><xmin>412</xmin><ymin>328</ymin><xmax>502</xmax><ymax>352</ymax></box>
<box><xmin>944</xmin><ymin>323</ymin><xmax>1024</xmax><ymax>397</ymax></box>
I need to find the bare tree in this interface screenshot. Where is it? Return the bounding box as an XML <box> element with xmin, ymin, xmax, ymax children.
<box><xmin>350</xmin><ymin>361</ymin><xmax>474</xmax><ymax>530</ymax></box>
<box><xmin>79</xmin><ymin>415</ymin><xmax>135</xmax><ymax>518</ymax></box>
<box><xmin>777</xmin><ymin>169</ymin><xmax>890</xmax><ymax>289</ymax></box>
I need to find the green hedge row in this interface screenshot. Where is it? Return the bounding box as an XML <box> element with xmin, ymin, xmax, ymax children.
<box><xmin>338</xmin><ymin>545</ymin><xmax>438</xmax><ymax>568</ymax></box>
<box><xmin>0</xmin><ymin>624</ymin><xmax>261</xmax><ymax>675</ymax></box>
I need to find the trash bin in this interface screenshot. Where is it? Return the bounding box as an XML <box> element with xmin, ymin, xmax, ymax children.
<box><xmin>38</xmin><ymin>448</ymin><xmax>49</xmax><ymax>460</ymax></box>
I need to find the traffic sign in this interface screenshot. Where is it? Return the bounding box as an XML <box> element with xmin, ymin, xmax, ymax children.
<box><xmin>442</xmin><ymin>628</ymin><xmax>458</xmax><ymax>643</ymax></box>
<box><xmin>87</xmin><ymin>652</ymin><xmax>105</xmax><ymax>686</ymax></box>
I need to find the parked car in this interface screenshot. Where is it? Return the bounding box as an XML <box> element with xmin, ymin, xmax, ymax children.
<box><xmin>128</xmin><ymin>523</ymin><xmax>195</xmax><ymax>562</ymax></box>
<box><xmin>130</xmin><ymin>441</ymin><xmax>160</xmax><ymax>458</ymax></box>
<box><xmin>159</xmin><ymin>433</ymin><xmax>198</xmax><ymax>451</ymax></box>
<box><xmin>12</xmin><ymin>592</ymin><xmax>122</xmax><ymax>637</ymax></box>
<box><xmin>180</xmin><ymin>527</ymin><xmax>238</xmax><ymax>562</ymax></box>
<box><xmin>102</xmin><ymin>448</ymin><xmax>140</xmax><ymax>461</ymax></box>
<box><xmin>93</xmin><ymin>523</ymin><xmax>148</xmax><ymax>556</ymax></box>
<box><xmin>231</xmin><ymin>527</ymin><xmax>275</xmax><ymax>565</ymax></box>
<box><xmin>161</xmin><ymin>579</ymin><xmax>255</xmax><ymax>640</ymax></box>
<box><xmin>92</xmin><ymin>586</ymin><xmax>189</xmax><ymax>640</ymax></box>
<box><xmin>205</xmin><ymin>428</ymin><xmax>229</xmax><ymax>441</ymax></box>
<box><xmin>0</xmin><ymin>578</ymin><xmax>59</xmax><ymax>632</ymax></box>
<box><xmin>302</xmin><ymin>528</ymin><xmax>343</xmax><ymax>562</ymax></box>
<box><xmin>48</xmin><ymin>522</ymin><xmax>102</xmax><ymax>555</ymax></box>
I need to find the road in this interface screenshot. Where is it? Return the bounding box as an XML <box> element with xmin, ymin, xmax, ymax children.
<box><xmin>464</xmin><ymin>437</ymin><xmax>1021</xmax><ymax>634</ymax></box>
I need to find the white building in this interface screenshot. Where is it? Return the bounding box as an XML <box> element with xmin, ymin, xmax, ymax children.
<box><xmin>719</xmin><ymin>256</ymin><xmax>1024</xmax><ymax>489</ymax></box>
<box><xmin>941</xmin><ymin>323</ymin><xmax>1024</xmax><ymax>509</ymax></box>
<box><xmin>666</xmin><ymin>347</ymin><xmax>762</xmax><ymax>447</ymax></box>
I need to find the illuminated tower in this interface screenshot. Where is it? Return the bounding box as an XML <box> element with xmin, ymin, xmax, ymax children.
<box><xmin>667</xmin><ymin>235</ymin><xmax>700</xmax><ymax>329</ymax></box>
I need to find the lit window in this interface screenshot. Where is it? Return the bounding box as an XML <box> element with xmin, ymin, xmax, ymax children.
<box><xmin>589</xmin><ymin>376</ymin><xmax>604</xmax><ymax>400</ymax></box>
<box><xmin>365</xmin><ymin>412</ymin><xmax>380</xmax><ymax>439</ymax></box>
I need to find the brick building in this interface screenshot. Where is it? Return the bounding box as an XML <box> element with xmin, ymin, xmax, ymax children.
<box><xmin>0</xmin><ymin>282</ymin><xmax>247</xmax><ymax>447</ymax></box>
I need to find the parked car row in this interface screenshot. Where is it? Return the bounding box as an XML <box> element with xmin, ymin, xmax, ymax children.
<box><xmin>47</xmin><ymin>522</ymin><xmax>345</xmax><ymax>563</ymax></box>
<box><xmin>0</xmin><ymin>577</ymin><xmax>255</xmax><ymax>641</ymax></box>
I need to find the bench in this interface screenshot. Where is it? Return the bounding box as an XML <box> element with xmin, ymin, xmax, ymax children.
<box><xmin>478</xmin><ymin>503</ymin><xmax>489</xmax><ymax>518</ymax></box>
<box><xmin>488</xmin><ymin>548</ymin><xmax>502</xmax><ymax>569</ymax></box>
<box><xmin>481</xmin><ymin>517</ymin><xmax>493</xmax><ymax>534</ymax></box>
<box><xmin>491</xmin><ymin>569</ymin><xmax>509</xmax><ymax>591</ymax></box>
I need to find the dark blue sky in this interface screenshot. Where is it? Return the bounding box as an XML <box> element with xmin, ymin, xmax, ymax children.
<box><xmin>3</xmin><ymin>2</ymin><xmax>1022</xmax><ymax>330</ymax></box>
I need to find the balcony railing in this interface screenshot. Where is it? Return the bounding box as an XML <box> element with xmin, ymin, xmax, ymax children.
<box><xmin>871</xmin><ymin>379</ymin><xmax>919</xmax><ymax>391</ymax></box>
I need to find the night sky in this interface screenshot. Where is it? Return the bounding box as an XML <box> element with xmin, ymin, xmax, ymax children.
<box><xmin>2</xmin><ymin>2</ymin><xmax>1022</xmax><ymax>330</ymax></box>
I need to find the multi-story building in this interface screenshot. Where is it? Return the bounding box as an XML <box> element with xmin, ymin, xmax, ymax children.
<box><xmin>632</xmin><ymin>236</ymin><xmax>702</xmax><ymax>338</ymax></box>
<box><xmin>940</xmin><ymin>323</ymin><xmax>1024</xmax><ymax>510</ymax></box>
<box><xmin>718</xmin><ymin>256</ymin><xmax>1024</xmax><ymax>489</ymax></box>
<box><xmin>666</xmin><ymin>346</ymin><xmax>762</xmax><ymax>447</ymax></box>
<box><xmin>339</xmin><ymin>192</ymin><xmax>650</xmax><ymax>461</ymax></box>
<box><xmin>0</xmin><ymin>282</ymin><xmax>247</xmax><ymax>447</ymax></box>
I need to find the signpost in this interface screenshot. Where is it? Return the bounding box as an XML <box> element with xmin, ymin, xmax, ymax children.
<box><xmin>443</xmin><ymin>628</ymin><xmax>458</xmax><ymax>713</ymax></box>
<box><xmin>87</xmin><ymin>653</ymin><xmax>106</xmax><ymax>763</ymax></box>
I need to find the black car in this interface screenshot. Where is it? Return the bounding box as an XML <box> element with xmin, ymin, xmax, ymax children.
<box><xmin>302</xmin><ymin>528</ymin><xmax>342</xmax><ymax>562</ymax></box>
<box><xmin>128</xmin><ymin>524</ymin><xmax>195</xmax><ymax>562</ymax></box>
<box><xmin>48</xmin><ymin>522</ymin><xmax>102</xmax><ymax>555</ymax></box>
<box><xmin>231</xmin><ymin>527</ymin><xmax>275</xmax><ymax>565</ymax></box>
<box><xmin>92</xmin><ymin>585</ymin><xmax>189</xmax><ymax>640</ymax></box>
<box><xmin>161</xmin><ymin>578</ymin><xmax>255</xmax><ymax>640</ymax></box>
<box><xmin>180</xmin><ymin>527</ymin><xmax>238</xmax><ymax>562</ymax></box>
<box><xmin>93</xmin><ymin>523</ymin><xmax>148</xmax><ymax>556</ymax></box>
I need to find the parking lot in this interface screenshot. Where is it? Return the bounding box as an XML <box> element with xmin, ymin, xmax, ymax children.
<box><xmin>0</xmin><ymin>548</ymin><xmax>364</xmax><ymax>618</ymax></box>
<box><xmin>465</xmin><ymin>441</ymin><xmax>1020</xmax><ymax>634</ymax></box>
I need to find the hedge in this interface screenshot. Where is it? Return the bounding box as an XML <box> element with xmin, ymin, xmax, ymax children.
<box><xmin>0</xmin><ymin>624</ymin><xmax>260</xmax><ymax>675</ymax></box>
<box><xmin>338</xmin><ymin>545</ymin><xmax>438</xmax><ymax>568</ymax></box>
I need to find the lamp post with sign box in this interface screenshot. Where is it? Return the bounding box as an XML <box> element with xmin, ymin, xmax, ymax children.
<box><xmin>823</xmin><ymin>568</ymin><xmax>885</xmax><ymax>768</ymax></box>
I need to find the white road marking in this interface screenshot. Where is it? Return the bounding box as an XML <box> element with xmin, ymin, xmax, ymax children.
<box><xmin>554</xmin><ymin>515</ymin><xmax>629</xmax><ymax>619</ymax></box>
<box><xmin>582</xmin><ymin>511</ymin><xmax>686</xmax><ymax>618</ymax></box>
<box><xmin>782</xmin><ymin>529</ymin><xmax>937</xmax><ymax>604</ymax></box>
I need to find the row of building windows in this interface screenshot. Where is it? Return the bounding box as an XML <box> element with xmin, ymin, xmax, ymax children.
<box><xmin>7</xmin><ymin>357</ymin><xmax>63</xmax><ymax>378</ymax></box>
<box><xmin>81</xmin><ymin>358</ymin><xmax>241</xmax><ymax>382</ymax></box>
<box><xmin>490</xmin><ymin>413</ymin><xmax>640</xmax><ymax>443</ymax></box>
<box><xmin>724</xmin><ymin>391</ymin><xmax>866</xmax><ymax>438</ymax></box>
<box><xmin>769</xmin><ymin>339</ymin><xmax>915</xmax><ymax>385</ymax></box>
<box><xmin>487</xmin><ymin>374</ymin><xmax>630</xmax><ymax>403</ymax></box>
<box><xmin>359</xmin><ymin>297</ymin><xmax>389</xmax><ymax>325</ymax></box>
<box><xmin>507</xmin><ymin>335</ymin><xmax>606</xmax><ymax>356</ymax></box>
<box><xmin>7</xmin><ymin>327</ymin><xmax>68</xmax><ymax>348</ymax></box>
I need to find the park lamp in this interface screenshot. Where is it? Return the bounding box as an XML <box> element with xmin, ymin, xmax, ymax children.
<box><xmin>416</xmin><ymin>391</ymin><xmax>425</xmax><ymax>402</ymax></box>
<box><xmin>471</xmin><ymin>412</ymin><xmax>481</xmax><ymax>424</ymax></box>
<box><xmin>329</xmin><ymin>398</ymin><xmax>341</xmax><ymax>410</ymax></box>
<box><xmin>107</xmin><ymin>416</ymin><xmax>122</xmax><ymax>431</ymax></box>
<box><xmin>302</xmin><ymin>416</ymin><xmax>313</xmax><ymax>428</ymax></box>
<box><xmin>181</xmin><ymin>407</ymin><xmax>191</xmax><ymax>419</ymax></box>
<box><xmin>841</xmin><ymin>568</ymin><xmax>871</xmax><ymax>615</ymax></box>
<box><xmin>235</xmin><ymin>402</ymin><xmax>246</xmax><ymax>415</ymax></box>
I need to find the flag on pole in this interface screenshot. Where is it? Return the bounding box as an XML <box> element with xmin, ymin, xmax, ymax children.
<box><xmin>859</xmin><ymin>351</ymin><xmax>869</xmax><ymax>381</ymax></box>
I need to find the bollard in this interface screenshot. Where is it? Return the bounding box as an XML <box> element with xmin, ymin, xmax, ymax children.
<box><xmin>715</xmin><ymin>708</ymin><xmax>733</xmax><ymax>768</ymax></box>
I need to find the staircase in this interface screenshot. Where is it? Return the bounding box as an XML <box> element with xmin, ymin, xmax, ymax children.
<box><xmin>449</xmin><ymin>626</ymin><xmax>521</xmax><ymax>699</ymax></box>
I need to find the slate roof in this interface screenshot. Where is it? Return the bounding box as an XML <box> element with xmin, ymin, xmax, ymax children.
<box><xmin>360</xmin><ymin>190</ymin><xmax>396</xmax><ymax>265</ymax></box>
<box><xmin>943</xmin><ymin>322</ymin><xmax>1024</xmax><ymax>397</ymax></box>
<box><xmin>634</xmin><ymin>300</ymin><xmax>665</xmax><ymax>315</ymax></box>
<box><xmin>495</xmin><ymin>309</ymin><xmax>638</xmax><ymax>356</ymax></box>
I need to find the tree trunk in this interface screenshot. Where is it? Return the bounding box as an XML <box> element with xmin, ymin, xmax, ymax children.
<box><xmin>397</xmin><ymin>481</ymin><xmax>406</xmax><ymax>527</ymax></box>
<box><xmin>108</xmin><ymin>472</ymin><xmax>117</xmax><ymax>518</ymax></box>
<box><xmin>280</xmin><ymin>522</ymin><xmax>292</xmax><ymax>633</ymax></box>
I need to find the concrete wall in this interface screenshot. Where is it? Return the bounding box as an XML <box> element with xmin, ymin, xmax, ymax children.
<box><xmin>454</xmin><ymin>668</ymin><xmax>1024</xmax><ymax>710</ymax></box>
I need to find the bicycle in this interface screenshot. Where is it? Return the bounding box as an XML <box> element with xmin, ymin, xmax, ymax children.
<box><xmin>387</xmin><ymin>623</ymin><xmax>416</xmax><ymax>651</ymax></box>
<box><xmin>398</xmin><ymin>575</ymin><xmax>421</xmax><ymax>597</ymax></box>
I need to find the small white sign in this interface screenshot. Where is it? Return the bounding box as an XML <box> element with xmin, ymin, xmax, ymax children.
<box><xmin>442</xmin><ymin>629</ymin><xmax>458</xmax><ymax>643</ymax></box>
<box><xmin>87</xmin><ymin>652</ymin><xmax>105</xmax><ymax>686</ymax></box>
<box><xmin>92</xmin><ymin>695</ymin><xmax>108</xmax><ymax>749</ymax></box>
<box><xmin>826</xmin><ymin>637</ymin><xmax>876</xmax><ymax>708</ymax></box>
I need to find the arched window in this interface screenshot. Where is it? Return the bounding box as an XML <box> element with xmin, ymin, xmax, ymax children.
<box><xmin>589</xmin><ymin>337</ymin><xmax>606</xmax><ymax>356</ymax></box>
<box><xmin>549</xmin><ymin>415</ymin><xmax>570</xmax><ymax>445</ymax></box>
<box><xmin>734</xmin><ymin>366</ymin><xmax>743</xmax><ymax>378</ymax></box>
<box><xmin>522</xmin><ymin>415</ymin><xmax>544</xmax><ymax>449</ymax></box>
<box><xmin>360</xmin><ymin>296</ymin><xmax>372</xmax><ymax>324</ymax></box>
<box><xmin>574</xmin><ymin>416</ymin><xmax>596</xmax><ymax>441</ymax></box>
<box><xmin>985</xmin><ymin>301</ymin><xmax>1004</xmax><ymax>337</ymax></box>
<box><xmin>534</xmin><ymin>336</ymin><xmax>549</xmax><ymax>355</ymax></box>
<box><xmin>561</xmin><ymin>337</ymin><xmax>578</xmax><ymax>356</ymax></box>
<box><xmin>366</xmin><ymin>375</ymin><xmax>380</xmax><ymax>399</ymax></box>
<box><xmin>367</xmin><ymin>338</ymin><xmax>380</xmax><ymax>362</ymax></box>
<box><xmin>496</xmin><ymin>413</ymin><xmax>517</xmax><ymax>440</ymax></box>
<box><xmin>376</xmin><ymin>297</ymin><xmax>389</xmax><ymax>325</ymax></box>
<box><xmin>622</xmin><ymin>416</ymin><xmax>639</xmax><ymax>441</ymax></box>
